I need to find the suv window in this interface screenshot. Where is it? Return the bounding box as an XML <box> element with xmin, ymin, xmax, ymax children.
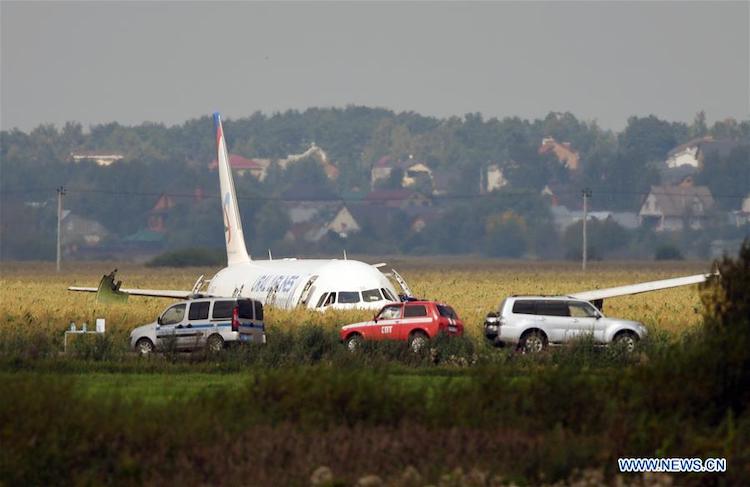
<box><xmin>437</xmin><ymin>305</ymin><xmax>457</xmax><ymax>319</ymax></box>
<box><xmin>212</xmin><ymin>300</ymin><xmax>234</xmax><ymax>319</ymax></box>
<box><xmin>254</xmin><ymin>301</ymin><xmax>263</xmax><ymax>321</ymax></box>
<box><xmin>377</xmin><ymin>304</ymin><xmax>402</xmax><ymax>320</ymax></box>
<box><xmin>188</xmin><ymin>301</ymin><xmax>210</xmax><ymax>320</ymax></box>
<box><xmin>404</xmin><ymin>304</ymin><xmax>427</xmax><ymax>318</ymax></box>
<box><xmin>161</xmin><ymin>304</ymin><xmax>186</xmax><ymax>325</ymax></box>
<box><xmin>537</xmin><ymin>301</ymin><xmax>570</xmax><ymax>317</ymax></box>
<box><xmin>568</xmin><ymin>301</ymin><xmax>597</xmax><ymax>318</ymax></box>
<box><xmin>512</xmin><ymin>300</ymin><xmax>536</xmax><ymax>315</ymax></box>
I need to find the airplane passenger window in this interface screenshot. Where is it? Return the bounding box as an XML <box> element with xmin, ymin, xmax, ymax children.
<box><xmin>338</xmin><ymin>291</ymin><xmax>360</xmax><ymax>304</ymax></box>
<box><xmin>161</xmin><ymin>304</ymin><xmax>186</xmax><ymax>325</ymax></box>
<box><xmin>362</xmin><ymin>289</ymin><xmax>383</xmax><ymax>302</ymax></box>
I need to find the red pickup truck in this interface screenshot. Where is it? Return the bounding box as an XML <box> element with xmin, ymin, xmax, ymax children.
<box><xmin>339</xmin><ymin>300</ymin><xmax>464</xmax><ymax>352</ymax></box>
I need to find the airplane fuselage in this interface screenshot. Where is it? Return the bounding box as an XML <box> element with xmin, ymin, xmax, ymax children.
<box><xmin>206</xmin><ymin>258</ymin><xmax>400</xmax><ymax>310</ymax></box>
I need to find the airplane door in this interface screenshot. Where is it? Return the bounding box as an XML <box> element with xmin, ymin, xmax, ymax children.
<box><xmin>155</xmin><ymin>303</ymin><xmax>187</xmax><ymax>351</ymax></box>
<box><xmin>297</xmin><ymin>276</ymin><xmax>318</xmax><ymax>307</ymax></box>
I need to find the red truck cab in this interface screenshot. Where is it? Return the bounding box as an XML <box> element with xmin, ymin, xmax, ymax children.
<box><xmin>339</xmin><ymin>300</ymin><xmax>464</xmax><ymax>351</ymax></box>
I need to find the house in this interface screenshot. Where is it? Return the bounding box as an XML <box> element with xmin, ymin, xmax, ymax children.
<box><xmin>147</xmin><ymin>194</ymin><xmax>176</xmax><ymax>233</ymax></box>
<box><xmin>370</xmin><ymin>156</ymin><xmax>434</xmax><ymax>189</ymax></box>
<box><xmin>730</xmin><ymin>194</ymin><xmax>750</xmax><ymax>227</ymax></box>
<box><xmin>482</xmin><ymin>164</ymin><xmax>508</xmax><ymax>193</ymax></box>
<box><xmin>550</xmin><ymin>206</ymin><xmax>639</xmax><ymax>232</ymax></box>
<box><xmin>539</xmin><ymin>137</ymin><xmax>580</xmax><ymax>170</ymax></box>
<box><xmin>665</xmin><ymin>136</ymin><xmax>741</xmax><ymax>169</ymax></box>
<box><xmin>639</xmin><ymin>180</ymin><xmax>716</xmax><ymax>232</ymax></box>
<box><xmin>209</xmin><ymin>154</ymin><xmax>271</xmax><ymax>180</ymax></box>
<box><xmin>210</xmin><ymin>143</ymin><xmax>339</xmax><ymax>182</ymax></box>
<box><xmin>70</xmin><ymin>151</ymin><xmax>124</xmax><ymax>166</ymax></box>
<box><xmin>283</xmin><ymin>205</ymin><xmax>361</xmax><ymax>243</ymax></box>
<box><xmin>277</xmin><ymin>143</ymin><xmax>339</xmax><ymax>180</ymax></box>
<box><xmin>60</xmin><ymin>211</ymin><xmax>110</xmax><ymax>255</ymax></box>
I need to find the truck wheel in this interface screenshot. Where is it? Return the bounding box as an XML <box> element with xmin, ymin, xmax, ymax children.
<box><xmin>613</xmin><ymin>331</ymin><xmax>638</xmax><ymax>353</ymax></box>
<box><xmin>345</xmin><ymin>333</ymin><xmax>363</xmax><ymax>352</ymax></box>
<box><xmin>409</xmin><ymin>331</ymin><xmax>429</xmax><ymax>353</ymax></box>
<box><xmin>135</xmin><ymin>338</ymin><xmax>154</xmax><ymax>355</ymax></box>
<box><xmin>519</xmin><ymin>331</ymin><xmax>547</xmax><ymax>354</ymax></box>
<box><xmin>206</xmin><ymin>334</ymin><xmax>224</xmax><ymax>352</ymax></box>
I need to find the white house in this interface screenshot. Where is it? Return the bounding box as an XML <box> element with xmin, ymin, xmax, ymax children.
<box><xmin>639</xmin><ymin>182</ymin><xmax>716</xmax><ymax>232</ymax></box>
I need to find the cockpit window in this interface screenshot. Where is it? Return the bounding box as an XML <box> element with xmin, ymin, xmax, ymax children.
<box><xmin>362</xmin><ymin>289</ymin><xmax>382</xmax><ymax>302</ymax></box>
<box><xmin>338</xmin><ymin>291</ymin><xmax>360</xmax><ymax>304</ymax></box>
<box><xmin>381</xmin><ymin>288</ymin><xmax>397</xmax><ymax>302</ymax></box>
<box><xmin>316</xmin><ymin>293</ymin><xmax>329</xmax><ymax>308</ymax></box>
<box><xmin>324</xmin><ymin>293</ymin><xmax>336</xmax><ymax>307</ymax></box>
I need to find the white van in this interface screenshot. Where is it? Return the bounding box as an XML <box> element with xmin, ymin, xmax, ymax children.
<box><xmin>130</xmin><ymin>297</ymin><xmax>265</xmax><ymax>354</ymax></box>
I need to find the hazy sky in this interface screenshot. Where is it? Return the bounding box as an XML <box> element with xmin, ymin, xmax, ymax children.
<box><xmin>1</xmin><ymin>1</ymin><xmax>748</xmax><ymax>131</ymax></box>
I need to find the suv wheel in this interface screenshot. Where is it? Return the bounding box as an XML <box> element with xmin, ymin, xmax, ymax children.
<box><xmin>206</xmin><ymin>334</ymin><xmax>224</xmax><ymax>353</ymax></box>
<box><xmin>345</xmin><ymin>334</ymin><xmax>363</xmax><ymax>352</ymax></box>
<box><xmin>613</xmin><ymin>331</ymin><xmax>638</xmax><ymax>353</ymax></box>
<box><xmin>520</xmin><ymin>331</ymin><xmax>547</xmax><ymax>354</ymax></box>
<box><xmin>409</xmin><ymin>331</ymin><xmax>429</xmax><ymax>353</ymax></box>
<box><xmin>135</xmin><ymin>338</ymin><xmax>154</xmax><ymax>355</ymax></box>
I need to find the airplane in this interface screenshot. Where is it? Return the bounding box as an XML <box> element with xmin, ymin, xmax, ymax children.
<box><xmin>69</xmin><ymin>113</ymin><xmax>714</xmax><ymax>312</ymax></box>
<box><xmin>69</xmin><ymin>113</ymin><xmax>407</xmax><ymax>311</ymax></box>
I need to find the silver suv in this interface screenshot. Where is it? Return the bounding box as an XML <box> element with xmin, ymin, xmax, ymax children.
<box><xmin>484</xmin><ymin>296</ymin><xmax>647</xmax><ymax>353</ymax></box>
<box><xmin>130</xmin><ymin>297</ymin><xmax>266</xmax><ymax>354</ymax></box>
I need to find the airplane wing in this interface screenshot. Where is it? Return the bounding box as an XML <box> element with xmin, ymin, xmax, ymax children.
<box><xmin>68</xmin><ymin>269</ymin><xmax>195</xmax><ymax>303</ymax></box>
<box><xmin>569</xmin><ymin>273</ymin><xmax>712</xmax><ymax>303</ymax></box>
<box><xmin>68</xmin><ymin>286</ymin><xmax>192</xmax><ymax>299</ymax></box>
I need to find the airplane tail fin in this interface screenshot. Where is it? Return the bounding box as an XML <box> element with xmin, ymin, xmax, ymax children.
<box><xmin>214</xmin><ymin>112</ymin><xmax>251</xmax><ymax>264</ymax></box>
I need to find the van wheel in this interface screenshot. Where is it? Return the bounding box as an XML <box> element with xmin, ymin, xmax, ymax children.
<box><xmin>613</xmin><ymin>331</ymin><xmax>638</xmax><ymax>353</ymax></box>
<box><xmin>345</xmin><ymin>334</ymin><xmax>363</xmax><ymax>352</ymax></box>
<box><xmin>135</xmin><ymin>338</ymin><xmax>154</xmax><ymax>355</ymax></box>
<box><xmin>409</xmin><ymin>331</ymin><xmax>429</xmax><ymax>353</ymax></box>
<box><xmin>520</xmin><ymin>331</ymin><xmax>547</xmax><ymax>354</ymax></box>
<box><xmin>206</xmin><ymin>334</ymin><xmax>224</xmax><ymax>352</ymax></box>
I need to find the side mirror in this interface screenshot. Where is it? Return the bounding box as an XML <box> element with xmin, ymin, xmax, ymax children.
<box><xmin>157</xmin><ymin>316</ymin><xmax>163</xmax><ymax>326</ymax></box>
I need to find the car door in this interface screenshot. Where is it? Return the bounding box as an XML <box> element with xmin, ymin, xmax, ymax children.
<box><xmin>401</xmin><ymin>304</ymin><xmax>431</xmax><ymax>339</ymax></box>
<box><xmin>155</xmin><ymin>303</ymin><xmax>186</xmax><ymax>350</ymax></box>
<box><xmin>178</xmin><ymin>300</ymin><xmax>211</xmax><ymax>349</ymax></box>
<box><xmin>565</xmin><ymin>301</ymin><xmax>598</xmax><ymax>341</ymax></box>
<box><xmin>535</xmin><ymin>301</ymin><xmax>571</xmax><ymax>343</ymax></box>
<box><xmin>373</xmin><ymin>303</ymin><xmax>403</xmax><ymax>340</ymax></box>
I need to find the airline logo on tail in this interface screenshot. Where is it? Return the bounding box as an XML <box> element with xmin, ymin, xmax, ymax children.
<box><xmin>223</xmin><ymin>192</ymin><xmax>232</xmax><ymax>243</ymax></box>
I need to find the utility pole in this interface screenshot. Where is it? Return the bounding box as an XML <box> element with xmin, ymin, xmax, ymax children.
<box><xmin>56</xmin><ymin>186</ymin><xmax>66</xmax><ymax>272</ymax></box>
<box><xmin>582</xmin><ymin>188</ymin><xmax>592</xmax><ymax>271</ymax></box>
